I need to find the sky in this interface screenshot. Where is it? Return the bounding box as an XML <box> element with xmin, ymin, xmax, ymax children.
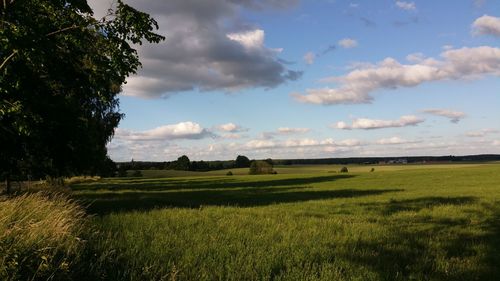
<box><xmin>88</xmin><ymin>0</ymin><xmax>500</xmax><ymax>162</ymax></box>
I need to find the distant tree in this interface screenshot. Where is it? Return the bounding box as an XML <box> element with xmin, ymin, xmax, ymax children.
<box><xmin>174</xmin><ymin>155</ymin><xmax>191</xmax><ymax>171</ymax></box>
<box><xmin>131</xmin><ymin>170</ymin><xmax>142</xmax><ymax>177</ymax></box>
<box><xmin>177</xmin><ymin>155</ymin><xmax>191</xmax><ymax>170</ymax></box>
<box><xmin>226</xmin><ymin>171</ymin><xmax>233</xmax><ymax>176</ymax></box>
<box><xmin>370</xmin><ymin>168</ymin><xmax>375</xmax><ymax>172</ymax></box>
<box><xmin>235</xmin><ymin>155</ymin><xmax>251</xmax><ymax>168</ymax></box>
<box><xmin>0</xmin><ymin>0</ymin><xmax>164</xmax><ymax>192</ymax></box>
<box><xmin>340</xmin><ymin>167</ymin><xmax>349</xmax><ymax>173</ymax></box>
<box><xmin>264</xmin><ymin>158</ymin><xmax>274</xmax><ymax>165</ymax></box>
<box><xmin>249</xmin><ymin>161</ymin><xmax>275</xmax><ymax>175</ymax></box>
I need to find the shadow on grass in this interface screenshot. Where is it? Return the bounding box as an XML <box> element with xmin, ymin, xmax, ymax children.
<box><xmin>75</xmin><ymin>187</ymin><xmax>403</xmax><ymax>214</ymax></box>
<box><xmin>71</xmin><ymin>174</ymin><xmax>356</xmax><ymax>191</ymax></box>
<box><xmin>338</xmin><ymin>197</ymin><xmax>500</xmax><ymax>281</ymax></box>
<box><xmin>362</xmin><ymin>196</ymin><xmax>478</xmax><ymax>216</ymax></box>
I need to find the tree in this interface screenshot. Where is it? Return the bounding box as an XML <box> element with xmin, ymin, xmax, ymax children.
<box><xmin>340</xmin><ymin>167</ymin><xmax>349</xmax><ymax>173</ymax></box>
<box><xmin>172</xmin><ymin>155</ymin><xmax>191</xmax><ymax>171</ymax></box>
<box><xmin>235</xmin><ymin>155</ymin><xmax>250</xmax><ymax>168</ymax></box>
<box><xmin>0</xmin><ymin>0</ymin><xmax>164</xmax><ymax>192</ymax></box>
<box><xmin>249</xmin><ymin>161</ymin><xmax>275</xmax><ymax>175</ymax></box>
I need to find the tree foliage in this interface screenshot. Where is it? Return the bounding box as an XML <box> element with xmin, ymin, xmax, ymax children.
<box><xmin>0</xmin><ymin>0</ymin><xmax>164</xmax><ymax>187</ymax></box>
<box><xmin>249</xmin><ymin>161</ymin><xmax>275</xmax><ymax>175</ymax></box>
<box><xmin>235</xmin><ymin>155</ymin><xmax>250</xmax><ymax>168</ymax></box>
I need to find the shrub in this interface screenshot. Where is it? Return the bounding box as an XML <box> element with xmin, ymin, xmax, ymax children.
<box><xmin>131</xmin><ymin>170</ymin><xmax>143</xmax><ymax>177</ymax></box>
<box><xmin>249</xmin><ymin>161</ymin><xmax>275</xmax><ymax>175</ymax></box>
<box><xmin>340</xmin><ymin>167</ymin><xmax>349</xmax><ymax>173</ymax></box>
<box><xmin>0</xmin><ymin>193</ymin><xmax>87</xmax><ymax>280</ymax></box>
<box><xmin>226</xmin><ymin>171</ymin><xmax>233</xmax><ymax>176</ymax></box>
<box><xmin>370</xmin><ymin>168</ymin><xmax>375</xmax><ymax>172</ymax></box>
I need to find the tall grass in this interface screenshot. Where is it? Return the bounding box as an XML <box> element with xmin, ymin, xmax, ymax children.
<box><xmin>0</xmin><ymin>192</ymin><xmax>87</xmax><ymax>280</ymax></box>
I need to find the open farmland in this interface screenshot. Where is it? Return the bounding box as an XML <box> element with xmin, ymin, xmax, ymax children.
<box><xmin>69</xmin><ymin>163</ymin><xmax>500</xmax><ymax>280</ymax></box>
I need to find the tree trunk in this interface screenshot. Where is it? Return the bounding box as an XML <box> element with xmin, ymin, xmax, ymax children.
<box><xmin>5</xmin><ymin>176</ymin><xmax>11</xmax><ymax>194</ymax></box>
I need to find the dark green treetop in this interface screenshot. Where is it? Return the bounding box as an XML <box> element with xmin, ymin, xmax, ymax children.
<box><xmin>0</xmin><ymin>0</ymin><xmax>164</xmax><ymax>184</ymax></box>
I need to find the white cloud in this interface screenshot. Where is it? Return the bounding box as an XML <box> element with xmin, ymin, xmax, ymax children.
<box><xmin>88</xmin><ymin>0</ymin><xmax>301</xmax><ymax>98</ymax></box>
<box><xmin>334</xmin><ymin>115</ymin><xmax>425</xmax><ymax>130</ymax></box>
<box><xmin>221</xmin><ymin>133</ymin><xmax>246</xmax><ymax>139</ymax></box>
<box><xmin>406</xmin><ymin>52</ymin><xmax>426</xmax><ymax>63</ymax></box>
<box><xmin>293</xmin><ymin>46</ymin><xmax>500</xmax><ymax>105</ymax></box>
<box><xmin>422</xmin><ymin>109</ymin><xmax>466</xmax><ymax>123</ymax></box>
<box><xmin>227</xmin><ymin>29</ymin><xmax>264</xmax><ymax>50</ymax></box>
<box><xmin>466</xmin><ymin>129</ymin><xmax>499</xmax><ymax>137</ymax></box>
<box><xmin>108</xmin><ymin>133</ymin><xmax>500</xmax><ymax>162</ymax></box>
<box><xmin>114</xmin><ymin>122</ymin><xmax>213</xmax><ymax>141</ymax></box>
<box><xmin>472</xmin><ymin>15</ymin><xmax>500</xmax><ymax>37</ymax></box>
<box><xmin>303</xmin><ymin>52</ymin><xmax>316</xmax><ymax>64</ymax></box>
<box><xmin>215</xmin><ymin>123</ymin><xmax>248</xmax><ymax>133</ymax></box>
<box><xmin>261</xmin><ymin>127</ymin><xmax>311</xmax><ymax>139</ymax></box>
<box><xmin>395</xmin><ymin>1</ymin><xmax>416</xmax><ymax>11</ymax></box>
<box><xmin>246</xmin><ymin>137</ymin><xmax>362</xmax><ymax>150</ymax></box>
<box><xmin>442</xmin><ymin>45</ymin><xmax>454</xmax><ymax>51</ymax></box>
<box><xmin>376</xmin><ymin>136</ymin><xmax>421</xmax><ymax>145</ymax></box>
<box><xmin>245</xmin><ymin>139</ymin><xmax>276</xmax><ymax>149</ymax></box>
<box><xmin>338</xmin><ymin>38</ymin><xmax>358</xmax><ymax>49</ymax></box>
<box><xmin>277</xmin><ymin>127</ymin><xmax>310</xmax><ymax>134</ymax></box>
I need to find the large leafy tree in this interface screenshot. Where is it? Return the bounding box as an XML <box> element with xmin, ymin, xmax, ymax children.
<box><xmin>0</xmin><ymin>0</ymin><xmax>164</xmax><ymax>192</ymax></box>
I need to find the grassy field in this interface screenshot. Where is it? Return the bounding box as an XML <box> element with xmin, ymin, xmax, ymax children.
<box><xmin>69</xmin><ymin>163</ymin><xmax>500</xmax><ymax>280</ymax></box>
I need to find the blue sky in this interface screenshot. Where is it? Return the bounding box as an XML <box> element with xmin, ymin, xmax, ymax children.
<box><xmin>89</xmin><ymin>0</ymin><xmax>500</xmax><ymax>161</ymax></box>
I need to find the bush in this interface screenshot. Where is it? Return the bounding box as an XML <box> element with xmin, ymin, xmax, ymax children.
<box><xmin>340</xmin><ymin>167</ymin><xmax>349</xmax><ymax>173</ymax></box>
<box><xmin>131</xmin><ymin>170</ymin><xmax>143</xmax><ymax>177</ymax></box>
<box><xmin>249</xmin><ymin>161</ymin><xmax>275</xmax><ymax>175</ymax></box>
<box><xmin>370</xmin><ymin>168</ymin><xmax>375</xmax><ymax>172</ymax></box>
<box><xmin>0</xmin><ymin>193</ymin><xmax>88</xmax><ymax>280</ymax></box>
<box><xmin>226</xmin><ymin>171</ymin><xmax>233</xmax><ymax>176</ymax></box>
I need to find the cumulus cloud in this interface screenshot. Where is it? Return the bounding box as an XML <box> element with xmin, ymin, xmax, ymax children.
<box><xmin>472</xmin><ymin>15</ymin><xmax>500</xmax><ymax>37</ymax></box>
<box><xmin>334</xmin><ymin>115</ymin><xmax>424</xmax><ymax>130</ymax></box>
<box><xmin>338</xmin><ymin>38</ymin><xmax>358</xmax><ymax>49</ymax></box>
<box><xmin>215</xmin><ymin>122</ymin><xmax>248</xmax><ymax>133</ymax></box>
<box><xmin>395</xmin><ymin>1</ymin><xmax>416</xmax><ymax>11</ymax></box>
<box><xmin>293</xmin><ymin>46</ymin><xmax>500</xmax><ymax>105</ymax></box>
<box><xmin>422</xmin><ymin>109</ymin><xmax>466</xmax><ymax>123</ymax></box>
<box><xmin>303</xmin><ymin>52</ymin><xmax>316</xmax><ymax>64</ymax></box>
<box><xmin>115</xmin><ymin>122</ymin><xmax>214</xmax><ymax>141</ymax></box>
<box><xmin>88</xmin><ymin>0</ymin><xmax>301</xmax><ymax>98</ymax></box>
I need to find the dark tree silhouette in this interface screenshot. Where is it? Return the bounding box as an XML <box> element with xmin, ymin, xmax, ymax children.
<box><xmin>0</xmin><ymin>0</ymin><xmax>164</xmax><ymax>192</ymax></box>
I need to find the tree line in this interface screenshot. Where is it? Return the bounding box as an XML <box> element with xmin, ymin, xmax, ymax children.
<box><xmin>117</xmin><ymin>155</ymin><xmax>254</xmax><ymax>173</ymax></box>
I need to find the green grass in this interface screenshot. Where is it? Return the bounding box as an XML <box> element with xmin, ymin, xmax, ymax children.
<box><xmin>70</xmin><ymin>163</ymin><xmax>500</xmax><ymax>280</ymax></box>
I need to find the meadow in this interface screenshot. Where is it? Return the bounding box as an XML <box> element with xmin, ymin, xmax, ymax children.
<box><xmin>65</xmin><ymin>163</ymin><xmax>500</xmax><ymax>280</ymax></box>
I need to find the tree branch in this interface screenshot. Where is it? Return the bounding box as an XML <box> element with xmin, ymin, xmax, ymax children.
<box><xmin>45</xmin><ymin>25</ymin><xmax>79</xmax><ymax>37</ymax></box>
<box><xmin>0</xmin><ymin>50</ymin><xmax>17</xmax><ymax>70</ymax></box>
